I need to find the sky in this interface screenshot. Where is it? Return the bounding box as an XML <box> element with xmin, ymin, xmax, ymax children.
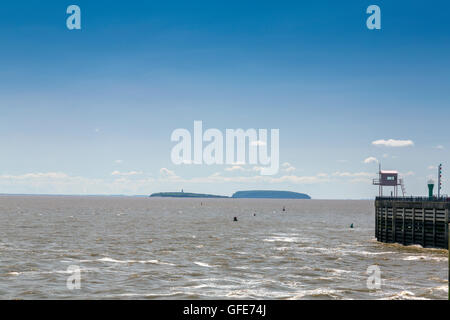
<box><xmin>0</xmin><ymin>0</ymin><xmax>449</xmax><ymax>198</ymax></box>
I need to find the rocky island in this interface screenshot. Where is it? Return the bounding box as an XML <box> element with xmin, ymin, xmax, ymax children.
<box><xmin>232</xmin><ymin>190</ymin><xmax>311</xmax><ymax>199</ymax></box>
<box><xmin>150</xmin><ymin>190</ymin><xmax>311</xmax><ymax>199</ymax></box>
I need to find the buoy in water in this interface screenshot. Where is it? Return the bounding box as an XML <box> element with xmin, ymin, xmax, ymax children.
<box><xmin>350</xmin><ymin>223</ymin><xmax>354</xmax><ymax>228</ymax></box>
<box><xmin>282</xmin><ymin>206</ymin><xmax>286</xmax><ymax>212</ymax></box>
<box><xmin>233</xmin><ymin>217</ymin><xmax>238</xmax><ymax>221</ymax></box>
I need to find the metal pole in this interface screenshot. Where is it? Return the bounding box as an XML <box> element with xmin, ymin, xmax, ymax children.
<box><xmin>438</xmin><ymin>164</ymin><xmax>442</xmax><ymax>198</ymax></box>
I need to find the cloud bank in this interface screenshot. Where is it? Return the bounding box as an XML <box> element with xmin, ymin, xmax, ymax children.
<box><xmin>372</xmin><ymin>139</ymin><xmax>414</xmax><ymax>147</ymax></box>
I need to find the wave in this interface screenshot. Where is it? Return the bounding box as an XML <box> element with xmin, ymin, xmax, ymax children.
<box><xmin>289</xmin><ymin>288</ymin><xmax>344</xmax><ymax>299</ymax></box>
<box><xmin>381</xmin><ymin>290</ymin><xmax>429</xmax><ymax>300</ymax></box>
<box><xmin>96</xmin><ymin>257</ymin><xmax>175</xmax><ymax>266</ymax></box>
<box><xmin>402</xmin><ymin>255</ymin><xmax>447</xmax><ymax>262</ymax></box>
<box><xmin>263</xmin><ymin>236</ymin><xmax>299</xmax><ymax>243</ymax></box>
<box><xmin>194</xmin><ymin>261</ymin><xmax>216</xmax><ymax>268</ymax></box>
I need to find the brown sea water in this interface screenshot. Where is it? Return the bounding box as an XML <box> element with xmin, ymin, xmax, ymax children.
<box><xmin>0</xmin><ymin>195</ymin><xmax>447</xmax><ymax>299</ymax></box>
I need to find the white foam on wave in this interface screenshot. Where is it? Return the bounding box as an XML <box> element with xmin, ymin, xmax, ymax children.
<box><xmin>324</xmin><ymin>268</ymin><xmax>352</xmax><ymax>275</ymax></box>
<box><xmin>233</xmin><ymin>266</ymin><xmax>249</xmax><ymax>270</ymax></box>
<box><xmin>263</xmin><ymin>236</ymin><xmax>299</xmax><ymax>243</ymax></box>
<box><xmin>403</xmin><ymin>255</ymin><xmax>447</xmax><ymax>262</ymax></box>
<box><xmin>225</xmin><ymin>288</ymin><xmax>290</xmax><ymax>299</ymax></box>
<box><xmin>275</xmin><ymin>247</ymin><xmax>290</xmax><ymax>251</ymax></box>
<box><xmin>5</xmin><ymin>266</ymin><xmax>99</xmax><ymax>276</ymax></box>
<box><xmin>112</xmin><ymin>291</ymin><xmax>187</xmax><ymax>298</ymax></box>
<box><xmin>97</xmin><ymin>257</ymin><xmax>175</xmax><ymax>266</ymax></box>
<box><xmin>382</xmin><ymin>290</ymin><xmax>429</xmax><ymax>300</ymax></box>
<box><xmin>194</xmin><ymin>261</ymin><xmax>215</xmax><ymax>268</ymax></box>
<box><xmin>341</xmin><ymin>249</ymin><xmax>396</xmax><ymax>256</ymax></box>
<box><xmin>290</xmin><ymin>288</ymin><xmax>344</xmax><ymax>299</ymax></box>
<box><xmin>432</xmin><ymin>285</ymin><xmax>448</xmax><ymax>293</ymax></box>
<box><xmin>98</xmin><ymin>257</ymin><xmax>126</xmax><ymax>263</ymax></box>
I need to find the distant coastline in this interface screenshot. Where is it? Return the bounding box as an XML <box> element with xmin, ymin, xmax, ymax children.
<box><xmin>149</xmin><ymin>192</ymin><xmax>228</xmax><ymax>198</ymax></box>
<box><xmin>150</xmin><ymin>190</ymin><xmax>311</xmax><ymax>199</ymax></box>
<box><xmin>232</xmin><ymin>190</ymin><xmax>311</xmax><ymax>199</ymax></box>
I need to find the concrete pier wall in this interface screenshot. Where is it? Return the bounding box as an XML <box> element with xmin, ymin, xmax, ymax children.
<box><xmin>375</xmin><ymin>198</ymin><xmax>449</xmax><ymax>249</ymax></box>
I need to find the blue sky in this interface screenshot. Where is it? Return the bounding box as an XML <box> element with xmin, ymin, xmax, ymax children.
<box><xmin>0</xmin><ymin>0</ymin><xmax>449</xmax><ymax>198</ymax></box>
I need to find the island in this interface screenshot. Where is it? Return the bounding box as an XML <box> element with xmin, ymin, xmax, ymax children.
<box><xmin>149</xmin><ymin>192</ymin><xmax>228</xmax><ymax>198</ymax></box>
<box><xmin>231</xmin><ymin>190</ymin><xmax>311</xmax><ymax>199</ymax></box>
<box><xmin>149</xmin><ymin>190</ymin><xmax>311</xmax><ymax>199</ymax></box>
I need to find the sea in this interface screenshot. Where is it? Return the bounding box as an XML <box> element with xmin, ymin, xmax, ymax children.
<box><xmin>0</xmin><ymin>195</ymin><xmax>447</xmax><ymax>299</ymax></box>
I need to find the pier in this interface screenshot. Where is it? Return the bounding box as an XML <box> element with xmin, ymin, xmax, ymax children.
<box><xmin>375</xmin><ymin>197</ymin><xmax>449</xmax><ymax>249</ymax></box>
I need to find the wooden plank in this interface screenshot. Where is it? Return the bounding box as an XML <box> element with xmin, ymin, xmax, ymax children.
<box><xmin>412</xmin><ymin>207</ymin><xmax>415</xmax><ymax>244</ymax></box>
<box><xmin>402</xmin><ymin>207</ymin><xmax>405</xmax><ymax>245</ymax></box>
<box><xmin>385</xmin><ymin>206</ymin><xmax>388</xmax><ymax>243</ymax></box>
<box><xmin>375</xmin><ymin>205</ymin><xmax>378</xmax><ymax>239</ymax></box>
<box><xmin>392</xmin><ymin>206</ymin><xmax>396</xmax><ymax>243</ymax></box>
<box><xmin>433</xmin><ymin>208</ymin><xmax>436</xmax><ymax>248</ymax></box>
<box><xmin>422</xmin><ymin>207</ymin><xmax>425</xmax><ymax>247</ymax></box>
<box><xmin>446</xmin><ymin>210</ymin><xmax>449</xmax><ymax>250</ymax></box>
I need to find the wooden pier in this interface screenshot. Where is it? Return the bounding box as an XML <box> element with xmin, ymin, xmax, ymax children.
<box><xmin>375</xmin><ymin>197</ymin><xmax>449</xmax><ymax>249</ymax></box>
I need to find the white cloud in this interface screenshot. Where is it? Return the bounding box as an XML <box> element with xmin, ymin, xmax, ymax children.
<box><xmin>435</xmin><ymin>145</ymin><xmax>445</xmax><ymax>150</ymax></box>
<box><xmin>332</xmin><ymin>171</ymin><xmax>374</xmax><ymax>178</ymax></box>
<box><xmin>268</xmin><ymin>175</ymin><xmax>329</xmax><ymax>184</ymax></box>
<box><xmin>0</xmin><ymin>172</ymin><xmax>150</xmax><ymax>195</ymax></box>
<box><xmin>331</xmin><ymin>171</ymin><xmax>375</xmax><ymax>184</ymax></box>
<box><xmin>111</xmin><ymin>170</ymin><xmax>143</xmax><ymax>176</ymax></box>
<box><xmin>0</xmin><ymin>172</ymin><xmax>70</xmax><ymax>180</ymax></box>
<box><xmin>159</xmin><ymin>168</ymin><xmax>179</xmax><ymax>180</ymax></box>
<box><xmin>224</xmin><ymin>165</ymin><xmax>245</xmax><ymax>172</ymax></box>
<box><xmin>363</xmin><ymin>156</ymin><xmax>379</xmax><ymax>164</ymax></box>
<box><xmin>428</xmin><ymin>165</ymin><xmax>436</xmax><ymax>170</ymax></box>
<box><xmin>114</xmin><ymin>160</ymin><xmax>123</xmax><ymax>164</ymax></box>
<box><xmin>283</xmin><ymin>167</ymin><xmax>296</xmax><ymax>173</ymax></box>
<box><xmin>372</xmin><ymin>139</ymin><xmax>414</xmax><ymax>147</ymax></box>
<box><xmin>281</xmin><ymin>162</ymin><xmax>296</xmax><ymax>173</ymax></box>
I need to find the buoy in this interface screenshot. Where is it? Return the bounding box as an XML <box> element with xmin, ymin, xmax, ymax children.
<box><xmin>233</xmin><ymin>217</ymin><xmax>238</xmax><ymax>222</ymax></box>
<box><xmin>350</xmin><ymin>223</ymin><xmax>354</xmax><ymax>228</ymax></box>
<box><xmin>282</xmin><ymin>206</ymin><xmax>286</xmax><ymax>212</ymax></box>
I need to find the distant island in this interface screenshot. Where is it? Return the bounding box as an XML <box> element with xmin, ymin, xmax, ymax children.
<box><xmin>232</xmin><ymin>190</ymin><xmax>311</xmax><ymax>199</ymax></box>
<box><xmin>150</xmin><ymin>190</ymin><xmax>311</xmax><ymax>199</ymax></box>
<box><xmin>149</xmin><ymin>192</ymin><xmax>228</xmax><ymax>198</ymax></box>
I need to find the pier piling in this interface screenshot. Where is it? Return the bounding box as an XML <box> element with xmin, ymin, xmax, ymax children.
<box><xmin>375</xmin><ymin>197</ymin><xmax>449</xmax><ymax>249</ymax></box>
